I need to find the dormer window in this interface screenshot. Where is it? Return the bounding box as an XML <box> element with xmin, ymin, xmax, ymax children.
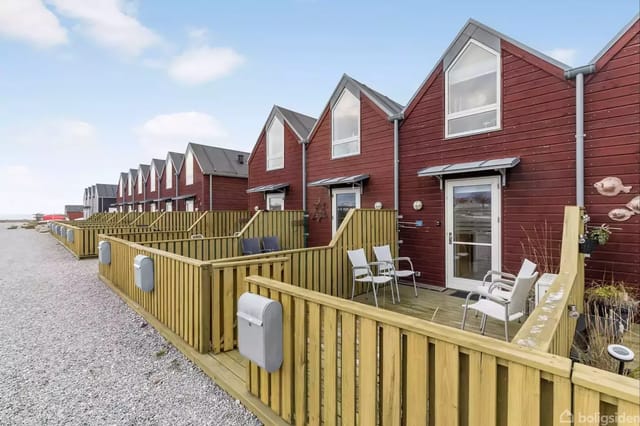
<box><xmin>445</xmin><ymin>39</ymin><xmax>500</xmax><ymax>138</ymax></box>
<box><xmin>166</xmin><ymin>162</ymin><xmax>173</xmax><ymax>189</ymax></box>
<box><xmin>186</xmin><ymin>150</ymin><xmax>194</xmax><ymax>185</ymax></box>
<box><xmin>266</xmin><ymin>117</ymin><xmax>284</xmax><ymax>170</ymax></box>
<box><xmin>332</xmin><ymin>89</ymin><xmax>360</xmax><ymax>158</ymax></box>
<box><xmin>128</xmin><ymin>174</ymin><xmax>132</xmax><ymax>196</ymax></box>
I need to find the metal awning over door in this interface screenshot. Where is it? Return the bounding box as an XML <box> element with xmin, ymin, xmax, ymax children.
<box><xmin>417</xmin><ymin>157</ymin><xmax>520</xmax><ymax>188</ymax></box>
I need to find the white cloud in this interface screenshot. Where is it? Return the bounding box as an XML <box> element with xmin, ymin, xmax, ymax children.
<box><xmin>545</xmin><ymin>48</ymin><xmax>578</xmax><ymax>66</ymax></box>
<box><xmin>135</xmin><ymin>112</ymin><xmax>228</xmax><ymax>157</ymax></box>
<box><xmin>47</xmin><ymin>0</ymin><xmax>160</xmax><ymax>56</ymax></box>
<box><xmin>168</xmin><ymin>46</ymin><xmax>244</xmax><ymax>85</ymax></box>
<box><xmin>16</xmin><ymin>119</ymin><xmax>97</xmax><ymax>148</ymax></box>
<box><xmin>0</xmin><ymin>0</ymin><xmax>68</xmax><ymax>48</ymax></box>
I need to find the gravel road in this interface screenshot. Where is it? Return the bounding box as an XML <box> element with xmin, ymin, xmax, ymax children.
<box><xmin>0</xmin><ymin>226</ymin><xmax>261</xmax><ymax>426</ymax></box>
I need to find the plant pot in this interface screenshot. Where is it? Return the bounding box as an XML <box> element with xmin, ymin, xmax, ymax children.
<box><xmin>579</xmin><ymin>239</ymin><xmax>598</xmax><ymax>254</ymax></box>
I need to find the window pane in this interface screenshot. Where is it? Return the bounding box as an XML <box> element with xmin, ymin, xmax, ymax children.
<box><xmin>267</xmin><ymin>196</ymin><xmax>284</xmax><ymax>211</ymax></box>
<box><xmin>332</xmin><ymin>140</ymin><xmax>359</xmax><ymax>157</ymax></box>
<box><xmin>448</xmin><ymin>110</ymin><xmax>497</xmax><ymax>135</ymax></box>
<box><xmin>267</xmin><ymin>118</ymin><xmax>284</xmax><ymax>169</ymax></box>
<box><xmin>333</xmin><ymin>90</ymin><xmax>359</xmax><ymax>142</ymax></box>
<box><xmin>448</xmin><ymin>42</ymin><xmax>498</xmax><ymax>114</ymax></box>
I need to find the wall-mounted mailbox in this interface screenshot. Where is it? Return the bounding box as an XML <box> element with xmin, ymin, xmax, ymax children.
<box><xmin>98</xmin><ymin>241</ymin><xmax>111</xmax><ymax>265</ymax></box>
<box><xmin>237</xmin><ymin>292</ymin><xmax>283</xmax><ymax>373</ymax></box>
<box><xmin>133</xmin><ymin>255</ymin><xmax>154</xmax><ymax>292</ymax></box>
<box><xmin>66</xmin><ymin>229</ymin><xmax>74</xmax><ymax>243</ymax></box>
<box><xmin>57</xmin><ymin>226</ymin><xmax>63</xmax><ymax>236</ymax></box>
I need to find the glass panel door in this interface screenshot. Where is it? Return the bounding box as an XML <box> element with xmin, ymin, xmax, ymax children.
<box><xmin>266</xmin><ymin>194</ymin><xmax>284</xmax><ymax>211</ymax></box>
<box><xmin>445</xmin><ymin>177</ymin><xmax>500</xmax><ymax>291</ymax></box>
<box><xmin>332</xmin><ymin>188</ymin><xmax>361</xmax><ymax>235</ymax></box>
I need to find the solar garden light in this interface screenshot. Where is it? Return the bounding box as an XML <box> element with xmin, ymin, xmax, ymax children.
<box><xmin>567</xmin><ymin>304</ymin><xmax>580</xmax><ymax>319</ymax></box>
<box><xmin>607</xmin><ymin>344</ymin><xmax>635</xmax><ymax>375</ymax></box>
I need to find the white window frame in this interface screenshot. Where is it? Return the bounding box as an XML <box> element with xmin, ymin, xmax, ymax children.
<box><xmin>137</xmin><ymin>172</ymin><xmax>143</xmax><ymax>194</ymax></box>
<box><xmin>331</xmin><ymin>89</ymin><xmax>361</xmax><ymax>159</ymax></box>
<box><xmin>150</xmin><ymin>203</ymin><xmax>156</xmax><ymax>212</ymax></box>
<box><xmin>137</xmin><ymin>204</ymin><xmax>143</xmax><ymax>212</ymax></box>
<box><xmin>444</xmin><ymin>39</ymin><xmax>501</xmax><ymax>139</ymax></box>
<box><xmin>266</xmin><ymin>117</ymin><xmax>285</xmax><ymax>171</ymax></box>
<box><xmin>165</xmin><ymin>201</ymin><xmax>173</xmax><ymax>212</ymax></box>
<box><xmin>185</xmin><ymin>199</ymin><xmax>195</xmax><ymax>212</ymax></box>
<box><xmin>266</xmin><ymin>193</ymin><xmax>285</xmax><ymax>211</ymax></box>
<box><xmin>331</xmin><ymin>187</ymin><xmax>361</xmax><ymax>235</ymax></box>
<box><xmin>119</xmin><ymin>178</ymin><xmax>123</xmax><ymax>197</ymax></box>
<box><xmin>166</xmin><ymin>162</ymin><xmax>173</xmax><ymax>189</ymax></box>
<box><xmin>186</xmin><ymin>150</ymin><xmax>194</xmax><ymax>185</ymax></box>
<box><xmin>150</xmin><ymin>165</ymin><xmax>156</xmax><ymax>192</ymax></box>
<box><xmin>127</xmin><ymin>174</ymin><xmax>132</xmax><ymax>196</ymax></box>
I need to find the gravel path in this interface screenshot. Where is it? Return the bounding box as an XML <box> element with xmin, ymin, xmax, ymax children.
<box><xmin>0</xmin><ymin>226</ymin><xmax>261</xmax><ymax>425</ymax></box>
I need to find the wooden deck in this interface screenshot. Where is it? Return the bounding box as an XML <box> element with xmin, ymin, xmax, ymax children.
<box><xmin>352</xmin><ymin>283</ymin><xmax>524</xmax><ymax>341</ymax></box>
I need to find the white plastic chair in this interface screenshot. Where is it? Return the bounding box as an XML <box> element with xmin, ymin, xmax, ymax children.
<box><xmin>373</xmin><ymin>245</ymin><xmax>417</xmax><ymax>301</ymax></box>
<box><xmin>347</xmin><ymin>249</ymin><xmax>396</xmax><ymax>308</ymax></box>
<box><xmin>461</xmin><ymin>271</ymin><xmax>539</xmax><ymax>341</ymax></box>
<box><xmin>482</xmin><ymin>259</ymin><xmax>536</xmax><ymax>297</ymax></box>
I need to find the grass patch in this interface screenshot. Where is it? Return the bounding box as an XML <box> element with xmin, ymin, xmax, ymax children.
<box><xmin>155</xmin><ymin>349</ymin><xmax>167</xmax><ymax>358</ymax></box>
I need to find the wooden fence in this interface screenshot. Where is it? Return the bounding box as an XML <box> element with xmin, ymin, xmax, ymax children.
<box><xmin>513</xmin><ymin>206</ymin><xmax>585</xmax><ymax>357</ymax></box>
<box><xmin>245</xmin><ymin>275</ymin><xmax>640</xmax><ymax>426</ymax></box>
<box><xmin>137</xmin><ymin>210</ymin><xmax>306</xmax><ymax>261</ymax></box>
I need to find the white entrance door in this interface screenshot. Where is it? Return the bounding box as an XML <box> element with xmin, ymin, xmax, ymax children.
<box><xmin>266</xmin><ymin>193</ymin><xmax>285</xmax><ymax>211</ymax></box>
<box><xmin>445</xmin><ymin>176</ymin><xmax>501</xmax><ymax>291</ymax></box>
<box><xmin>332</xmin><ymin>188</ymin><xmax>361</xmax><ymax>235</ymax></box>
<box><xmin>165</xmin><ymin>201</ymin><xmax>173</xmax><ymax>212</ymax></box>
<box><xmin>185</xmin><ymin>199</ymin><xmax>194</xmax><ymax>212</ymax></box>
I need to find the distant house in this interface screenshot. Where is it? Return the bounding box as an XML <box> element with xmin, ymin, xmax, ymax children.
<box><xmin>65</xmin><ymin>205</ymin><xmax>84</xmax><ymax>220</ymax></box>
<box><xmin>135</xmin><ymin>164</ymin><xmax>150</xmax><ymax>212</ymax></box>
<box><xmin>83</xmin><ymin>183</ymin><xmax>117</xmax><ymax>217</ymax></box>
<box><xmin>147</xmin><ymin>159</ymin><xmax>165</xmax><ymax>212</ymax></box>
<box><xmin>158</xmin><ymin>152</ymin><xmax>184</xmax><ymax>212</ymax></box>
<box><xmin>305</xmin><ymin>74</ymin><xmax>403</xmax><ymax>246</ymax></box>
<box><xmin>115</xmin><ymin>172</ymin><xmax>128</xmax><ymax>212</ymax></box>
<box><xmin>179</xmin><ymin>143</ymin><xmax>249</xmax><ymax>211</ymax></box>
<box><xmin>247</xmin><ymin>105</ymin><xmax>316</xmax><ymax>211</ymax></box>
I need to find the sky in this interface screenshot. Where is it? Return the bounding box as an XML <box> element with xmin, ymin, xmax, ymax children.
<box><xmin>0</xmin><ymin>0</ymin><xmax>637</xmax><ymax>217</ymax></box>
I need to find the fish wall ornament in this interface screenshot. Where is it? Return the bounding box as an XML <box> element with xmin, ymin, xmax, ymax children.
<box><xmin>626</xmin><ymin>196</ymin><xmax>640</xmax><ymax>214</ymax></box>
<box><xmin>593</xmin><ymin>177</ymin><xmax>632</xmax><ymax>196</ymax></box>
<box><xmin>608</xmin><ymin>208</ymin><xmax>635</xmax><ymax>222</ymax></box>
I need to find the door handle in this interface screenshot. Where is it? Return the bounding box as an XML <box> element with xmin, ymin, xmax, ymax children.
<box><xmin>448</xmin><ymin>232</ymin><xmax>453</xmax><ymax>245</ymax></box>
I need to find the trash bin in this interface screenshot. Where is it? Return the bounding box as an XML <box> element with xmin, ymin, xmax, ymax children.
<box><xmin>237</xmin><ymin>292</ymin><xmax>283</xmax><ymax>372</ymax></box>
<box><xmin>133</xmin><ymin>255</ymin><xmax>154</xmax><ymax>292</ymax></box>
<box><xmin>98</xmin><ymin>241</ymin><xmax>111</xmax><ymax>265</ymax></box>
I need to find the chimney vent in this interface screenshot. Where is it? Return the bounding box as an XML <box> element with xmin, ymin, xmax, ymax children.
<box><xmin>237</xmin><ymin>154</ymin><xmax>245</xmax><ymax>164</ymax></box>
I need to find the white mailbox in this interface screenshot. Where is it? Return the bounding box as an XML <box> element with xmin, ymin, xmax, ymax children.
<box><xmin>237</xmin><ymin>292</ymin><xmax>282</xmax><ymax>373</ymax></box>
<box><xmin>66</xmin><ymin>229</ymin><xmax>74</xmax><ymax>243</ymax></box>
<box><xmin>133</xmin><ymin>255</ymin><xmax>154</xmax><ymax>292</ymax></box>
<box><xmin>98</xmin><ymin>241</ymin><xmax>111</xmax><ymax>265</ymax></box>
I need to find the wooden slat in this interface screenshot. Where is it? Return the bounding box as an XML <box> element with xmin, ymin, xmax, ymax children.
<box><xmin>359</xmin><ymin>318</ymin><xmax>378</xmax><ymax>426</ymax></box>
<box><xmin>435</xmin><ymin>341</ymin><xmax>459</xmax><ymax>426</ymax></box>
<box><xmin>405</xmin><ymin>333</ymin><xmax>428</xmax><ymax>425</ymax></box>
<box><xmin>381</xmin><ymin>325</ymin><xmax>401</xmax><ymax>426</ymax></box>
<box><xmin>507</xmin><ymin>363</ymin><xmax>540</xmax><ymax>426</ymax></box>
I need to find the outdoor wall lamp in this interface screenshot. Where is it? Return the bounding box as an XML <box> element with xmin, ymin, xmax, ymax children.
<box><xmin>254</xmin><ymin>205</ymin><xmax>260</xmax><ymax>212</ymax></box>
<box><xmin>413</xmin><ymin>200</ymin><xmax>423</xmax><ymax>211</ymax></box>
<box><xmin>374</xmin><ymin>201</ymin><xmax>383</xmax><ymax>210</ymax></box>
<box><xmin>567</xmin><ymin>304</ymin><xmax>579</xmax><ymax>319</ymax></box>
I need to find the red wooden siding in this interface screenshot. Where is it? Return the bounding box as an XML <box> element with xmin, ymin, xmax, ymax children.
<box><xmin>248</xmin><ymin>121</ymin><xmax>303</xmax><ymax>210</ymax></box>
<box><xmin>399</xmin><ymin>41</ymin><xmax>576</xmax><ymax>287</ymax></box>
<box><xmin>306</xmin><ymin>95</ymin><xmax>395</xmax><ymax>246</ymax></box>
<box><xmin>584</xmin><ymin>21</ymin><xmax>640</xmax><ymax>286</ymax></box>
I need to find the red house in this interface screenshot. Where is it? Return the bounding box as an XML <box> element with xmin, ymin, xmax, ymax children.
<box><xmin>583</xmin><ymin>15</ymin><xmax>639</xmax><ymax>285</ymax></box>
<box><xmin>398</xmin><ymin>19</ymin><xmax>579</xmax><ymax>290</ymax></box>
<box><xmin>135</xmin><ymin>164</ymin><xmax>150</xmax><ymax>212</ymax></box>
<box><xmin>305</xmin><ymin>74</ymin><xmax>403</xmax><ymax>246</ymax></box>
<box><xmin>147</xmin><ymin>159</ymin><xmax>165</xmax><ymax>212</ymax></box>
<box><xmin>178</xmin><ymin>143</ymin><xmax>249</xmax><ymax>211</ymax></box>
<box><xmin>115</xmin><ymin>172</ymin><xmax>127</xmax><ymax>212</ymax></box>
<box><xmin>159</xmin><ymin>152</ymin><xmax>183</xmax><ymax>212</ymax></box>
<box><xmin>247</xmin><ymin>105</ymin><xmax>316</xmax><ymax>211</ymax></box>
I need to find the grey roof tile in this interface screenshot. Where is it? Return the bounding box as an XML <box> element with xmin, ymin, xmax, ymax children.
<box><xmin>188</xmin><ymin>143</ymin><xmax>249</xmax><ymax>178</ymax></box>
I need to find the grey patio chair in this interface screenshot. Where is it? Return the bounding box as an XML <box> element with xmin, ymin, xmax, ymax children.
<box><xmin>373</xmin><ymin>245</ymin><xmax>417</xmax><ymax>301</ymax></box>
<box><xmin>240</xmin><ymin>237</ymin><xmax>262</xmax><ymax>255</ymax></box>
<box><xmin>461</xmin><ymin>271</ymin><xmax>539</xmax><ymax>341</ymax></box>
<box><xmin>261</xmin><ymin>236</ymin><xmax>281</xmax><ymax>252</ymax></box>
<box><xmin>473</xmin><ymin>259</ymin><xmax>537</xmax><ymax>316</ymax></box>
<box><xmin>347</xmin><ymin>248</ymin><xmax>396</xmax><ymax>308</ymax></box>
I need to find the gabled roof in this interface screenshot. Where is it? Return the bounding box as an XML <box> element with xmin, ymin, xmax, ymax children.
<box><xmin>187</xmin><ymin>142</ymin><xmax>249</xmax><ymax>178</ymax></box>
<box><xmin>274</xmin><ymin>105</ymin><xmax>316</xmax><ymax>141</ymax></box>
<box><xmin>128</xmin><ymin>168</ymin><xmax>138</xmax><ymax>182</ymax></box>
<box><xmin>96</xmin><ymin>183</ymin><xmax>117</xmax><ymax>197</ymax></box>
<box><xmin>166</xmin><ymin>152</ymin><xmax>184</xmax><ymax>174</ymax></box>
<box><xmin>403</xmin><ymin>18</ymin><xmax>571</xmax><ymax>118</ymax></box>
<box><xmin>138</xmin><ymin>164</ymin><xmax>150</xmax><ymax>181</ymax></box>
<box><xmin>150</xmin><ymin>158</ymin><xmax>166</xmax><ymax>177</ymax></box>
<box><xmin>65</xmin><ymin>205</ymin><xmax>84</xmax><ymax>212</ymax></box>
<box><xmin>119</xmin><ymin>172</ymin><xmax>128</xmax><ymax>186</ymax></box>
<box><xmin>590</xmin><ymin>13</ymin><xmax>639</xmax><ymax>64</ymax></box>
<box><xmin>306</xmin><ymin>74</ymin><xmax>403</xmax><ymax>142</ymax></box>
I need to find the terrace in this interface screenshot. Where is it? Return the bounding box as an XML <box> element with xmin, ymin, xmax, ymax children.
<box><xmin>59</xmin><ymin>207</ymin><xmax>639</xmax><ymax>425</ymax></box>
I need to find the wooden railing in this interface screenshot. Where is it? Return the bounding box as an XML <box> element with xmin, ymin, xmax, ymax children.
<box><xmin>130</xmin><ymin>211</ymin><xmax>164</xmax><ymax>226</ymax></box>
<box><xmin>245</xmin><ymin>275</ymin><xmax>575</xmax><ymax>425</ymax></box>
<box><xmin>137</xmin><ymin>210</ymin><xmax>306</xmax><ymax>261</ymax></box>
<box><xmin>149</xmin><ymin>211</ymin><xmax>204</xmax><ymax>230</ymax></box>
<box><xmin>187</xmin><ymin>210</ymin><xmax>253</xmax><ymax>236</ymax></box>
<box><xmin>513</xmin><ymin>206</ymin><xmax>585</xmax><ymax>356</ymax></box>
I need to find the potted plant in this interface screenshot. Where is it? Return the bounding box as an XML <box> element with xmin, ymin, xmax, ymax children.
<box><xmin>579</xmin><ymin>224</ymin><xmax>611</xmax><ymax>254</ymax></box>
